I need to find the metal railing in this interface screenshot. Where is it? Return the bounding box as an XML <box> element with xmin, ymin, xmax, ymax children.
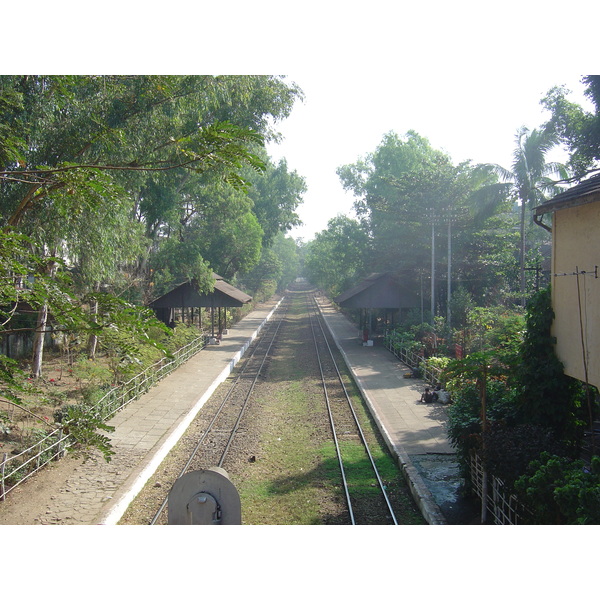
<box><xmin>1</xmin><ymin>334</ymin><xmax>208</xmax><ymax>501</ymax></box>
<box><xmin>383</xmin><ymin>337</ymin><xmax>443</xmax><ymax>386</ymax></box>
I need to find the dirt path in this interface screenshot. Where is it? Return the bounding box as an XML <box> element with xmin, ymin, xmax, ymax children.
<box><xmin>0</xmin><ymin>453</ymin><xmax>84</xmax><ymax>524</ymax></box>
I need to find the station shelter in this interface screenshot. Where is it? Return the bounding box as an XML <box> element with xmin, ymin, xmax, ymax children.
<box><xmin>334</xmin><ymin>272</ymin><xmax>420</xmax><ymax>342</ymax></box>
<box><xmin>149</xmin><ymin>273</ymin><xmax>252</xmax><ymax>338</ymax></box>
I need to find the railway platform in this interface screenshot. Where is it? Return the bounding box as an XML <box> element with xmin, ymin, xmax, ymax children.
<box><xmin>315</xmin><ymin>296</ymin><xmax>475</xmax><ymax>525</ymax></box>
<box><xmin>0</xmin><ymin>293</ymin><xmax>472</xmax><ymax>525</ymax></box>
<box><xmin>0</xmin><ymin>299</ymin><xmax>281</xmax><ymax>526</ymax></box>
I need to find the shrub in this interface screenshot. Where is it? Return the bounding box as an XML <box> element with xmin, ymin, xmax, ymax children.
<box><xmin>482</xmin><ymin>423</ymin><xmax>566</xmax><ymax>490</ymax></box>
<box><xmin>54</xmin><ymin>403</ymin><xmax>115</xmax><ymax>462</ymax></box>
<box><xmin>163</xmin><ymin>323</ymin><xmax>204</xmax><ymax>353</ymax></box>
<box><xmin>72</xmin><ymin>357</ymin><xmax>112</xmax><ymax>388</ymax></box>
<box><xmin>445</xmin><ymin>353</ymin><xmax>516</xmax><ymax>479</ymax></box>
<box><xmin>513</xmin><ymin>287</ymin><xmax>588</xmax><ymax>444</ymax></box>
<box><xmin>385</xmin><ymin>328</ymin><xmax>422</xmax><ymax>354</ymax></box>
<box><xmin>515</xmin><ymin>452</ymin><xmax>600</xmax><ymax>524</ymax></box>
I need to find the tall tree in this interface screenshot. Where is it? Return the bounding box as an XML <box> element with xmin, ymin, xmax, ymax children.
<box><xmin>244</xmin><ymin>153</ymin><xmax>305</xmax><ymax>247</ymax></box>
<box><xmin>0</xmin><ymin>75</ymin><xmax>303</xmax><ymax>375</ymax></box>
<box><xmin>237</xmin><ymin>233</ymin><xmax>301</xmax><ymax>299</ymax></box>
<box><xmin>542</xmin><ymin>75</ymin><xmax>600</xmax><ymax>178</ymax></box>
<box><xmin>304</xmin><ymin>215</ymin><xmax>370</xmax><ymax>296</ymax></box>
<box><xmin>475</xmin><ymin>126</ymin><xmax>568</xmax><ymax>305</ymax></box>
<box><xmin>338</xmin><ymin>131</ymin><xmax>454</xmax><ymax>277</ymax></box>
<box><xmin>338</xmin><ymin>131</ymin><xmax>498</xmax><ymax>314</ymax></box>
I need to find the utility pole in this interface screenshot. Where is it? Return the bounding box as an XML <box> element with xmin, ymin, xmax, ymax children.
<box><xmin>431</xmin><ymin>216</ymin><xmax>436</xmax><ymax>320</ymax></box>
<box><xmin>447</xmin><ymin>216</ymin><xmax>452</xmax><ymax>330</ymax></box>
<box><xmin>427</xmin><ymin>206</ymin><xmax>461</xmax><ymax>326</ymax></box>
<box><xmin>425</xmin><ymin>207</ymin><xmax>438</xmax><ymax>323</ymax></box>
<box><xmin>444</xmin><ymin>207</ymin><xmax>463</xmax><ymax>330</ymax></box>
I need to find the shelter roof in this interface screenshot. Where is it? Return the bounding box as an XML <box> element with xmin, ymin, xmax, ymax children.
<box><xmin>334</xmin><ymin>272</ymin><xmax>420</xmax><ymax>309</ymax></box>
<box><xmin>149</xmin><ymin>275</ymin><xmax>252</xmax><ymax>309</ymax></box>
<box><xmin>534</xmin><ymin>173</ymin><xmax>600</xmax><ymax>216</ymax></box>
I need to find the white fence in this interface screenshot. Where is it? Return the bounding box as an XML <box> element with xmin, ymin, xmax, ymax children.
<box><xmin>469</xmin><ymin>452</ymin><xmax>531</xmax><ymax>525</ymax></box>
<box><xmin>1</xmin><ymin>334</ymin><xmax>207</xmax><ymax>501</ymax></box>
<box><xmin>383</xmin><ymin>338</ymin><xmax>444</xmax><ymax>386</ymax></box>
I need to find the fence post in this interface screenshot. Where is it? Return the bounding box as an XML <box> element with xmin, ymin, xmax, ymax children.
<box><xmin>57</xmin><ymin>429</ymin><xmax>65</xmax><ymax>458</ymax></box>
<box><xmin>1</xmin><ymin>453</ymin><xmax>7</xmax><ymax>501</ymax></box>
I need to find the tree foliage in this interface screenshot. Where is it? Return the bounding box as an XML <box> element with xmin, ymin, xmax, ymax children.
<box><xmin>303</xmin><ymin>215</ymin><xmax>370</xmax><ymax>296</ymax></box>
<box><xmin>542</xmin><ymin>75</ymin><xmax>600</xmax><ymax>178</ymax></box>
<box><xmin>514</xmin><ymin>287</ymin><xmax>586</xmax><ymax>442</ymax></box>
<box><xmin>471</xmin><ymin>126</ymin><xmax>568</xmax><ymax>306</ymax></box>
<box><xmin>0</xmin><ymin>75</ymin><xmax>304</xmax><ymax>378</ymax></box>
<box><xmin>515</xmin><ymin>452</ymin><xmax>600</xmax><ymax>524</ymax></box>
<box><xmin>336</xmin><ymin>130</ymin><xmax>522</xmax><ymax>307</ymax></box>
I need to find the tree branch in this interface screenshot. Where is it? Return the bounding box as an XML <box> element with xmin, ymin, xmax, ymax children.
<box><xmin>0</xmin><ymin>398</ymin><xmax>54</xmax><ymax>429</ymax></box>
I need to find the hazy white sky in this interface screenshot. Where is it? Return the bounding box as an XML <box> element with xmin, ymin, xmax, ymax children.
<box><xmin>266</xmin><ymin>73</ymin><xmax>592</xmax><ymax>241</ymax></box>
<box><xmin>7</xmin><ymin>1</ymin><xmax>597</xmax><ymax>246</ymax></box>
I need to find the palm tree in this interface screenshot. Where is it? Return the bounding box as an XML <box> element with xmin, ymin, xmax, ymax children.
<box><xmin>472</xmin><ymin>126</ymin><xmax>569</xmax><ymax>305</ymax></box>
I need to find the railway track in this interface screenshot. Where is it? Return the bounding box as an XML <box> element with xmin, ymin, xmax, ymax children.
<box><xmin>148</xmin><ymin>297</ymin><xmax>291</xmax><ymax>525</ymax></box>
<box><xmin>121</xmin><ymin>283</ymin><xmax>423</xmax><ymax>525</ymax></box>
<box><xmin>306</xmin><ymin>294</ymin><xmax>398</xmax><ymax>525</ymax></box>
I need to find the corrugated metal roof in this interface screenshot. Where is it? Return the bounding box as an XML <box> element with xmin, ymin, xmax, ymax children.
<box><xmin>534</xmin><ymin>173</ymin><xmax>600</xmax><ymax>215</ymax></box>
<box><xmin>334</xmin><ymin>272</ymin><xmax>420</xmax><ymax>309</ymax></box>
<box><xmin>149</xmin><ymin>275</ymin><xmax>252</xmax><ymax>309</ymax></box>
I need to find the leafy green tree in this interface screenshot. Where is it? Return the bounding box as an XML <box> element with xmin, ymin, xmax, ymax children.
<box><xmin>0</xmin><ymin>75</ymin><xmax>303</xmax><ymax>374</ymax></box>
<box><xmin>0</xmin><ymin>77</ymin><xmax>273</xmax><ymax>225</ymax></box>
<box><xmin>472</xmin><ymin>127</ymin><xmax>568</xmax><ymax>305</ymax></box>
<box><xmin>237</xmin><ymin>246</ymin><xmax>282</xmax><ymax>300</ymax></box>
<box><xmin>245</xmin><ymin>154</ymin><xmax>305</xmax><ymax>247</ymax></box>
<box><xmin>271</xmin><ymin>233</ymin><xmax>301</xmax><ymax>291</ymax></box>
<box><xmin>304</xmin><ymin>215</ymin><xmax>369</xmax><ymax>296</ymax></box>
<box><xmin>338</xmin><ymin>132</ymin><xmax>456</xmax><ymax>278</ymax></box>
<box><xmin>0</xmin><ymin>77</ymin><xmax>259</xmax><ymax>373</ymax></box>
<box><xmin>338</xmin><ymin>130</ymin><xmax>515</xmax><ymax>311</ymax></box>
<box><xmin>515</xmin><ymin>452</ymin><xmax>600</xmax><ymax>524</ymax></box>
<box><xmin>0</xmin><ymin>230</ymin><xmax>77</xmax><ymax>338</ymax></box>
<box><xmin>542</xmin><ymin>75</ymin><xmax>600</xmax><ymax>177</ymax></box>
<box><xmin>238</xmin><ymin>233</ymin><xmax>300</xmax><ymax>297</ymax></box>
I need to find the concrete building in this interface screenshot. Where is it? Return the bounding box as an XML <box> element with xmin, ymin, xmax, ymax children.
<box><xmin>533</xmin><ymin>174</ymin><xmax>600</xmax><ymax>389</ymax></box>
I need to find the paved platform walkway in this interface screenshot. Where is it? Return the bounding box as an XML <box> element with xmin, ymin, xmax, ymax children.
<box><xmin>1</xmin><ymin>294</ymin><xmax>469</xmax><ymax>525</ymax></box>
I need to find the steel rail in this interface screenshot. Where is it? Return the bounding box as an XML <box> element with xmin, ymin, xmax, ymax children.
<box><xmin>308</xmin><ymin>294</ymin><xmax>399</xmax><ymax>525</ymax></box>
<box><xmin>216</xmin><ymin>303</ymin><xmax>286</xmax><ymax>468</ymax></box>
<box><xmin>306</xmin><ymin>294</ymin><xmax>356</xmax><ymax>524</ymax></box>
<box><xmin>149</xmin><ymin>299</ymin><xmax>289</xmax><ymax>525</ymax></box>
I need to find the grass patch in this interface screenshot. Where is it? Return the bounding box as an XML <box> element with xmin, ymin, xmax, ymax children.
<box><xmin>232</xmin><ymin>292</ymin><xmax>425</xmax><ymax>524</ymax></box>
<box><xmin>237</xmin><ymin>377</ymin><xmax>340</xmax><ymax>524</ymax></box>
